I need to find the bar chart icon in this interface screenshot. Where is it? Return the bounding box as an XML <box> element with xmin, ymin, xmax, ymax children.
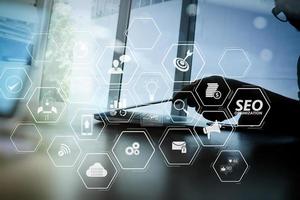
<box><xmin>110</xmin><ymin>99</ymin><xmax>127</xmax><ymax>109</ymax></box>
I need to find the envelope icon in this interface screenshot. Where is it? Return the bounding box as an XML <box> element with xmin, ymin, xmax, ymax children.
<box><xmin>172</xmin><ymin>141</ymin><xmax>187</xmax><ymax>154</ymax></box>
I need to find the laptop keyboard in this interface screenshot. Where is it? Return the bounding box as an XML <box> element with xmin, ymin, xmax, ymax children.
<box><xmin>95</xmin><ymin>111</ymin><xmax>191</xmax><ymax>126</ymax></box>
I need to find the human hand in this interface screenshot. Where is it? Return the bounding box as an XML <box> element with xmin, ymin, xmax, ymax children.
<box><xmin>173</xmin><ymin>75</ymin><xmax>244</xmax><ymax>122</ymax></box>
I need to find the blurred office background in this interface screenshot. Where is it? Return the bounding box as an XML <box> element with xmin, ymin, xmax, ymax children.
<box><xmin>0</xmin><ymin>0</ymin><xmax>299</xmax><ymax>118</ymax></box>
<box><xmin>0</xmin><ymin>1</ymin><xmax>299</xmax><ymax>200</ymax></box>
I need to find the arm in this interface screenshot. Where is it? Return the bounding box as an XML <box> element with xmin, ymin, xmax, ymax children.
<box><xmin>173</xmin><ymin>76</ymin><xmax>300</xmax><ymax>133</ymax></box>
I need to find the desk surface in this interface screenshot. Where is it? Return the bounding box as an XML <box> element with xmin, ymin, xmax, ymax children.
<box><xmin>0</xmin><ymin>121</ymin><xmax>299</xmax><ymax>200</ymax></box>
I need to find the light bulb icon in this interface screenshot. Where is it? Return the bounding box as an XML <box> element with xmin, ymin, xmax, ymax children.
<box><xmin>145</xmin><ymin>79</ymin><xmax>159</xmax><ymax>101</ymax></box>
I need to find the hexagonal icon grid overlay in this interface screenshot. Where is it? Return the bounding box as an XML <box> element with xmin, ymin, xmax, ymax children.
<box><xmin>218</xmin><ymin>48</ymin><xmax>251</xmax><ymax>78</ymax></box>
<box><xmin>61</xmin><ymin>31</ymin><xmax>101</xmax><ymax>65</ymax></box>
<box><xmin>70</xmin><ymin>108</ymin><xmax>106</xmax><ymax>140</ymax></box>
<box><xmin>162</xmin><ymin>44</ymin><xmax>205</xmax><ymax>82</ymax></box>
<box><xmin>159</xmin><ymin>127</ymin><xmax>201</xmax><ymax>166</ymax></box>
<box><xmin>194</xmin><ymin>110</ymin><xmax>234</xmax><ymax>147</ymax></box>
<box><xmin>126</xmin><ymin>17</ymin><xmax>161</xmax><ymax>50</ymax></box>
<box><xmin>60</xmin><ymin>68</ymin><xmax>101</xmax><ymax>104</ymax></box>
<box><xmin>0</xmin><ymin>68</ymin><xmax>32</xmax><ymax>99</ymax></box>
<box><xmin>26</xmin><ymin>33</ymin><xmax>59</xmax><ymax>63</ymax></box>
<box><xmin>227</xmin><ymin>88</ymin><xmax>271</xmax><ymax>127</ymax></box>
<box><xmin>26</xmin><ymin>87</ymin><xmax>67</xmax><ymax>123</ymax></box>
<box><xmin>10</xmin><ymin>123</ymin><xmax>42</xmax><ymax>152</ymax></box>
<box><xmin>167</xmin><ymin>90</ymin><xmax>201</xmax><ymax>124</ymax></box>
<box><xmin>112</xmin><ymin>130</ymin><xmax>155</xmax><ymax>170</ymax></box>
<box><xmin>213</xmin><ymin>150</ymin><xmax>249</xmax><ymax>183</ymax></box>
<box><xmin>77</xmin><ymin>153</ymin><xmax>118</xmax><ymax>190</ymax></box>
<box><xmin>195</xmin><ymin>75</ymin><xmax>231</xmax><ymax>107</ymax></box>
<box><xmin>47</xmin><ymin>136</ymin><xmax>81</xmax><ymax>167</ymax></box>
<box><xmin>132</xmin><ymin>72</ymin><xmax>171</xmax><ymax>105</ymax></box>
<box><xmin>103</xmin><ymin>89</ymin><xmax>137</xmax><ymax>124</ymax></box>
<box><xmin>97</xmin><ymin>46</ymin><xmax>139</xmax><ymax>85</ymax></box>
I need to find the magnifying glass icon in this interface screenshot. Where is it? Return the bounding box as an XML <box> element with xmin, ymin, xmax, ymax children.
<box><xmin>173</xmin><ymin>99</ymin><xmax>189</xmax><ymax>115</ymax></box>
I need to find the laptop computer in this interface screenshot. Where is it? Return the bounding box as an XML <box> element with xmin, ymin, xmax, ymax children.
<box><xmin>95</xmin><ymin>93</ymin><xmax>239</xmax><ymax>128</ymax></box>
<box><xmin>95</xmin><ymin>98</ymin><xmax>204</xmax><ymax>127</ymax></box>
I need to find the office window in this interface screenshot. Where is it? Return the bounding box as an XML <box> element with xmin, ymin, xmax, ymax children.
<box><xmin>192</xmin><ymin>0</ymin><xmax>300</xmax><ymax>99</ymax></box>
<box><xmin>140</xmin><ymin>0</ymin><xmax>150</xmax><ymax>7</ymax></box>
<box><xmin>121</xmin><ymin>0</ymin><xmax>182</xmax><ymax>114</ymax></box>
<box><xmin>131</xmin><ymin>0</ymin><xmax>141</xmax><ymax>9</ymax></box>
<box><xmin>92</xmin><ymin>0</ymin><xmax>120</xmax><ymax>18</ymax></box>
<box><xmin>0</xmin><ymin>0</ymin><xmax>38</xmax><ymax>115</ymax></box>
<box><xmin>45</xmin><ymin>0</ymin><xmax>121</xmax><ymax>112</ymax></box>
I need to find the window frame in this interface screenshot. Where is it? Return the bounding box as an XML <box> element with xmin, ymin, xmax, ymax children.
<box><xmin>107</xmin><ymin>0</ymin><xmax>199</xmax><ymax>116</ymax></box>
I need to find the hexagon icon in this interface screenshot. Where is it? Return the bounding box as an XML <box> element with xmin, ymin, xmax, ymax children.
<box><xmin>26</xmin><ymin>87</ymin><xmax>67</xmax><ymax>123</ymax></box>
<box><xmin>61</xmin><ymin>31</ymin><xmax>101</xmax><ymax>65</ymax></box>
<box><xmin>168</xmin><ymin>90</ymin><xmax>201</xmax><ymax>124</ymax></box>
<box><xmin>218</xmin><ymin>48</ymin><xmax>251</xmax><ymax>78</ymax></box>
<box><xmin>0</xmin><ymin>68</ymin><xmax>32</xmax><ymax>99</ymax></box>
<box><xmin>227</xmin><ymin>88</ymin><xmax>270</xmax><ymax>127</ymax></box>
<box><xmin>193</xmin><ymin>111</ymin><xmax>234</xmax><ymax>147</ymax></box>
<box><xmin>213</xmin><ymin>150</ymin><xmax>249</xmax><ymax>182</ymax></box>
<box><xmin>132</xmin><ymin>72</ymin><xmax>171</xmax><ymax>104</ymax></box>
<box><xmin>103</xmin><ymin>89</ymin><xmax>137</xmax><ymax>124</ymax></box>
<box><xmin>97</xmin><ymin>46</ymin><xmax>139</xmax><ymax>85</ymax></box>
<box><xmin>77</xmin><ymin>153</ymin><xmax>118</xmax><ymax>190</ymax></box>
<box><xmin>26</xmin><ymin>33</ymin><xmax>59</xmax><ymax>62</ymax></box>
<box><xmin>112</xmin><ymin>130</ymin><xmax>155</xmax><ymax>170</ymax></box>
<box><xmin>126</xmin><ymin>18</ymin><xmax>161</xmax><ymax>50</ymax></box>
<box><xmin>47</xmin><ymin>136</ymin><xmax>81</xmax><ymax>167</ymax></box>
<box><xmin>195</xmin><ymin>75</ymin><xmax>231</xmax><ymax>107</ymax></box>
<box><xmin>159</xmin><ymin>127</ymin><xmax>200</xmax><ymax>166</ymax></box>
<box><xmin>162</xmin><ymin>44</ymin><xmax>205</xmax><ymax>82</ymax></box>
<box><xmin>70</xmin><ymin>108</ymin><xmax>106</xmax><ymax>140</ymax></box>
<box><xmin>10</xmin><ymin>123</ymin><xmax>42</xmax><ymax>152</ymax></box>
<box><xmin>60</xmin><ymin>68</ymin><xmax>101</xmax><ymax>104</ymax></box>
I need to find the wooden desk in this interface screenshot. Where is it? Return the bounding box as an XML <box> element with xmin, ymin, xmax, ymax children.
<box><xmin>0</xmin><ymin>121</ymin><xmax>299</xmax><ymax>200</ymax></box>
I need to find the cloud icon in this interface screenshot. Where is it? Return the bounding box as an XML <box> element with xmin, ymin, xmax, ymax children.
<box><xmin>86</xmin><ymin>162</ymin><xmax>108</xmax><ymax>177</ymax></box>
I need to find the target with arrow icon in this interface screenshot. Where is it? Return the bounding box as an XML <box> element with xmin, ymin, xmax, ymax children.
<box><xmin>173</xmin><ymin>49</ymin><xmax>193</xmax><ymax>72</ymax></box>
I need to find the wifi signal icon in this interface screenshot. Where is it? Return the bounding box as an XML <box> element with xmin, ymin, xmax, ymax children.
<box><xmin>58</xmin><ymin>144</ymin><xmax>71</xmax><ymax>157</ymax></box>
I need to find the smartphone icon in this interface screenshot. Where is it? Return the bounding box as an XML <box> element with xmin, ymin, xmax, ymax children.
<box><xmin>81</xmin><ymin>114</ymin><xmax>93</xmax><ymax>136</ymax></box>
